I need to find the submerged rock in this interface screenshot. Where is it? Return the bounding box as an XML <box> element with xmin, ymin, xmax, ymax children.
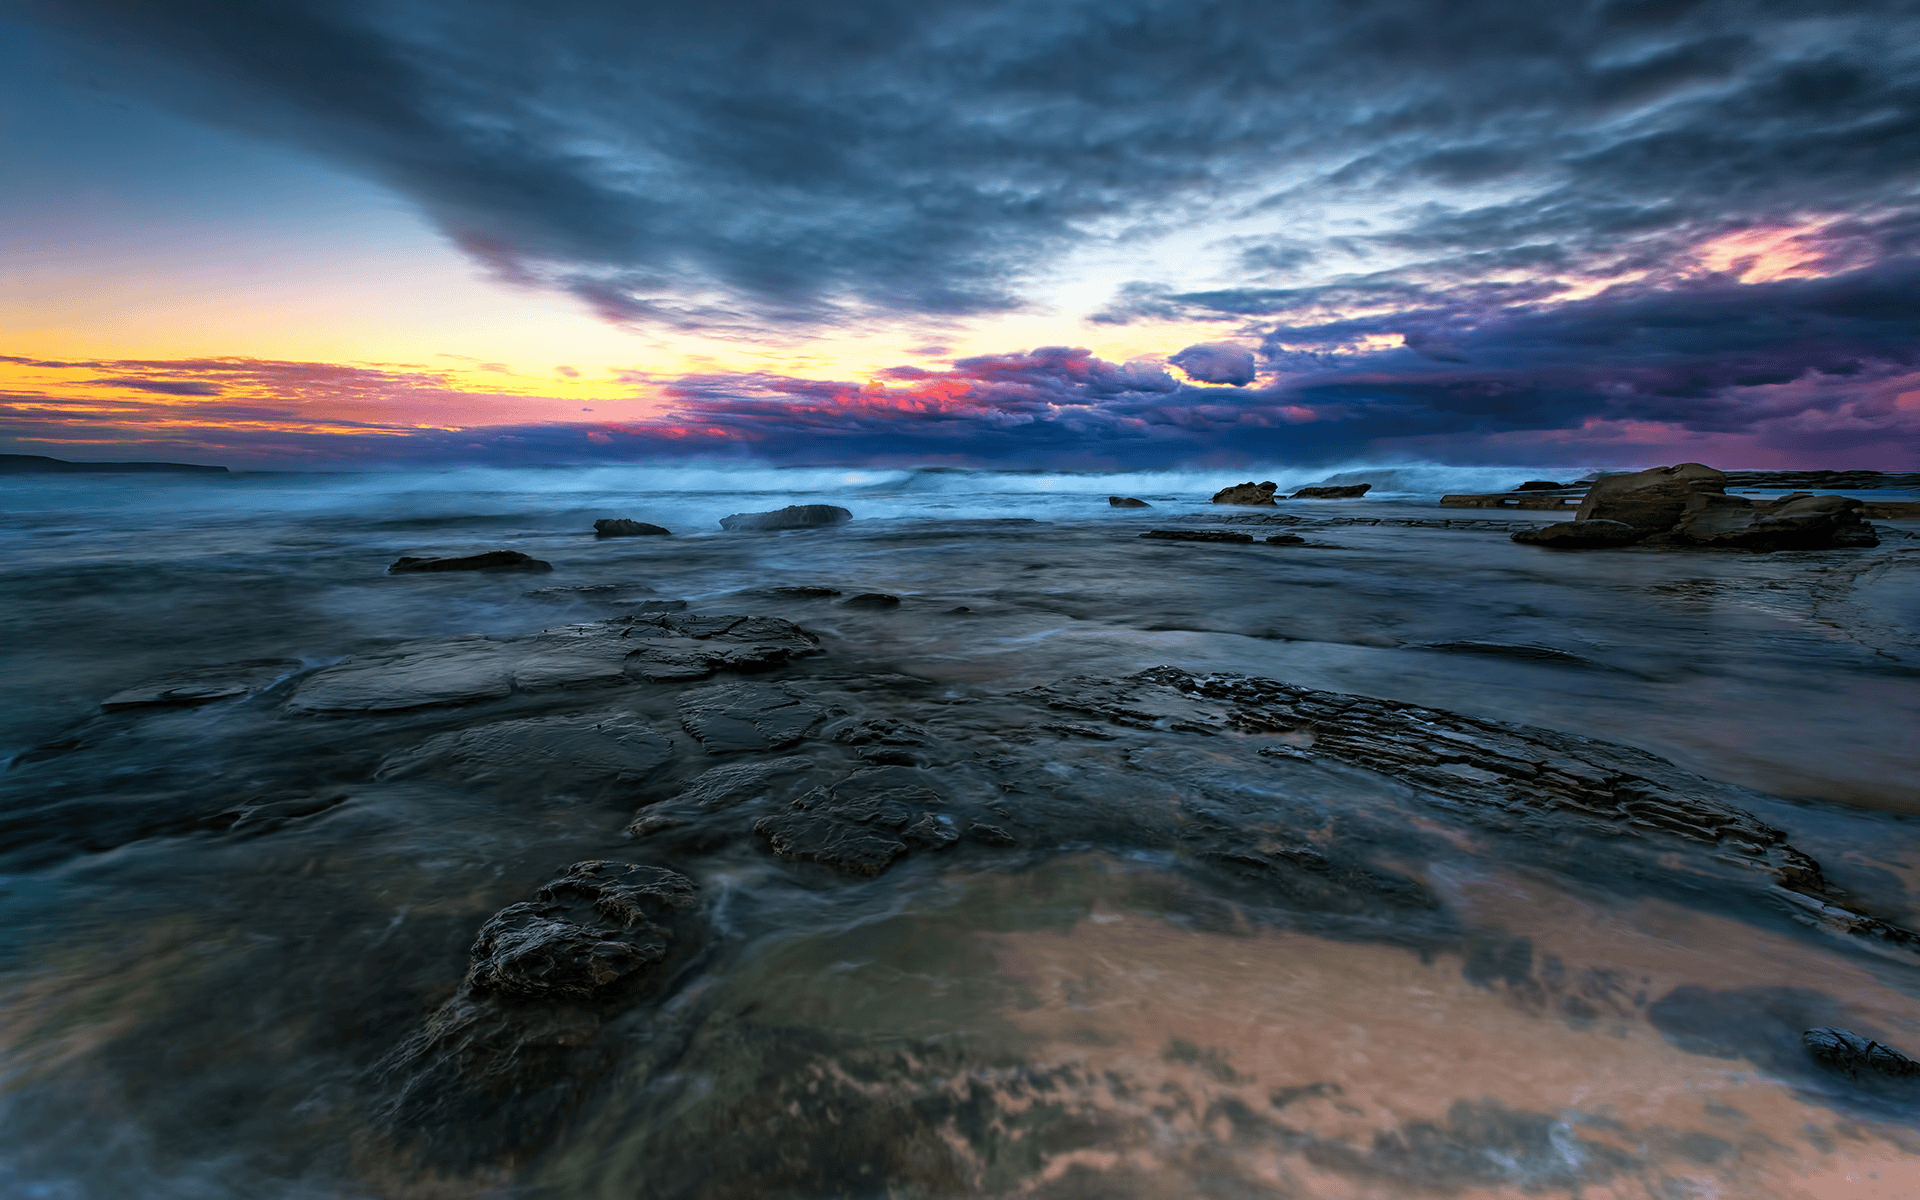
<box><xmin>389</xmin><ymin>550</ymin><xmax>553</xmax><ymax>574</ymax></box>
<box><xmin>378</xmin><ymin>712</ymin><xmax>674</xmax><ymax>789</ymax></box>
<box><xmin>593</xmin><ymin>518</ymin><xmax>671</xmax><ymax>537</ymax></box>
<box><xmin>1574</xmin><ymin>463</ymin><xmax>1726</xmax><ymax>531</ymax></box>
<box><xmin>1291</xmin><ymin>484</ymin><xmax>1371</xmax><ymax>499</ymax></box>
<box><xmin>1141</xmin><ymin>529</ymin><xmax>1255</xmax><ymax>543</ymax></box>
<box><xmin>840</xmin><ymin>592</ymin><xmax>901</xmax><ymax>609</ymax></box>
<box><xmin>100</xmin><ymin>659</ymin><xmax>302</xmax><ymax>712</ymax></box>
<box><xmin>288</xmin><ymin>613</ymin><xmax>819</xmax><ymax>712</ymax></box>
<box><xmin>1210</xmin><ymin>481</ymin><xmax>1278</xmax><ymax>506</ymax></box>
<box><xmin>719</xmin><ymin>504</ymin><xmax>853</xmax><ymax>531</ymax></box>
<box><xmin>754</xmin><ymin>769</ymin><xmax>957</xmax><ymax>876</ymax></box>
<box><xmin>1109</xmin><ymin>496</ymin><xmax>1152</xmax><ymax>507</ymax></box>
<box><xmin>1511</xmin><ymin>519</ymin><xmax>1643</xmax><ymax>548</ymax></box>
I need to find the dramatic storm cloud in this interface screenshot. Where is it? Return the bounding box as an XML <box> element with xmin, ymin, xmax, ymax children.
<box><xmin>5</xmin><ymin>0</ymin><xmax>1919</xmax><ymax>465</ymax></box>
<box><xmin>21</xmin><ymin>0</ymin><xmax>1920</xmax><ymax>325</ymax></box>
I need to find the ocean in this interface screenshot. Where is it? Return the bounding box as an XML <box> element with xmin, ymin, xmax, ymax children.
<box><xmin>1</xmin><ymin>461</ymin><xmax>1917</xmax><ymax>1198</ymax></box>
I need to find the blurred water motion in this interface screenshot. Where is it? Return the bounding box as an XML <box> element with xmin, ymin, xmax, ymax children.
<box><xmin>0</xmin><ymin>464</ymin><xmax>1915</xmax><ymax>1197</ymax></box>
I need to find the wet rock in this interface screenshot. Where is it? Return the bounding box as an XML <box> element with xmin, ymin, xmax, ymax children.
<box><xmin>719</xmin><ymin>504</ymin><xmax>853</xmax><ymax>532</ymax></box>
<box><xmin>1515</xmin><ymin>480</ymin><xmax>1576</xmax><ymax>491</ymax></box>
<box><xmin>593</xmin><ymin>518</ymin><xmax>671</xmax><ymax>537</ymax></box>
<box><xmin>841</xmin><ymin>592</ymin><xmax>901</xmax><ymax>609</ymax></box>
<box><xmin>1671</xmin><ymin>492</ymin><xmax>1878</xmax><ymax>550</ymax></box>
<box><xmin>1036</xmin><ymin>666</ymin><xmax>1917</xmax><ymax>956</ymax></box>
<box><xmin>739</xmin><ymin>585</ymin><xmax>842</xmax><ymax>600</ymax></box>
<box><xmin>100</xmin><ymin>659</ymin><xmax>302</xmax><ymax>711</ymax></box>
<box><xmin>1140</xmin><ymin>529</ymin><xmax>1255</xmax><ymax>543</ymax></box>
<box><xmin>389</xmin><ymin>550</ymin><xmax>553</xmax><ymax>574</ymax></box>
<box><xmin>680</xmin><ymin>683</ymin><xmax>825</xmax><ymax>753</ymax></box>
<box><xmin>1511</xmin><ymin>519</ymin><xmax>1643</xmax><ymax>548</ymax></box>
<box><xmin>1442</xmin><ymin>493</ymin><xmax>1583</xmax><ymax>510</ymax></box>
<box><xmin>288</xmin><ymin>637</ymin><xmax>517</xmax><ymax>712</ymax></box>
<box><xmin>1573</xmin><ymin>463</ymin><xmax>1726</xmax><ymax>531</ymax></box>
<box><xmin>373</xmin><ymin>861</ymin><xmax>701</xmax><ymax>1167</ymax></box>
<box><xmin>616</xmin><ymin>613</ymin><xmax>821</xmax><ymax>683</ymax></box>
<box><xmin>289</xmin><ymin>613</ymin><xmax>818</xmax><ymax>712</ymax></box>
<box><xmin>1109</xmin><ymin>496</ymin><xmax>1152</xmax><ymax>507</ymax></box>
<box><xmin>378</xmin><ymin>713</ymin><xmax>674</xmax><ymax>789</ymax></box>
<box><xmin>1409</xmin><ymin>641</ymin><xmax>1600</xmax><ymax>667</ymax></box>
<box><xmin>1804</xmin><ymin>1027</ymin><xmax>1920</xmax><ymax>1080</ymax></box>
<box><xmin>1211</xmin><ymin>481</ymin><xmax>1278</xmax><ymax>506</ymax></box>
<box><xmin>1265</xmin><ymin>533</ymin><xmax>1307</xmax><ymax>545</ymax></box>
<box><xmin>752</xmin><ymin>769</ymin><xmax>953</xmax><ymax>875</ymax></box>
<box><xmin>966</xmin><ymin>822</ymin><xmax>1017</xmax><ymax>846</ymax></box>
<box><xmin>468</xmin><ymin>861</ymin><xmax>698</xmax><ymax>1000</ymax></box>
<box><xmin>672</xmin><ymin>757</ymin><xmax>817</xmax><ymax>813</ymax></box>
<box><xmin>1291</xmin><ymin>484</ymin><xmax>1371</xmax><ymax>499</ymax></box>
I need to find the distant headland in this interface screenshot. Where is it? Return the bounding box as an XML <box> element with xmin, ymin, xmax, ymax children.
<box><xmin>0</xmin><ymin>453</ymin><xmax>228</xmax><ymax>475</ymax></box>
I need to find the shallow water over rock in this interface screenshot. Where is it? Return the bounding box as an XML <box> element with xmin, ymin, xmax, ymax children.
<box><xmin>2</xmin><ymin>468</ymin><xmax>1919</xmax><ymax>1197</ymax></box>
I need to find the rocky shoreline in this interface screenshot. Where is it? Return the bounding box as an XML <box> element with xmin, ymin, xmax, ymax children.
<box><xmin>2</xmin><ymin>472</ymin><xmax>1917</xmax><ymax>1196</ymax></box>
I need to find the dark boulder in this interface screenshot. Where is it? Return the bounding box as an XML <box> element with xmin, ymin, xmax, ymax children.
<box><xmin>1109</xmin><ymin>496</ymin><xmax>1151</xmax><ymax>507</ymax></box>
<box><xmin>1670</xmin><ymin>492</ymin><xmax>1878</xmax><ymax>550</ymax></box>
<box><xmin>1265</xmin><ymin>533</ymin><xmax>1307</xmax><ymax>545</ymax></box>
<box><xmin>593</xmin><ymin>518</ymin><xmax>671</xmax><ymax>537</ymax></box>
<box><xmin>1573</xmin><ymin>463</ymin><xmax>1725</xmax><ymax>530</ymax></box>
<box><xmin>719</xmin><ymin>504</ymin><xmax>853</xmax><ymax>531</ymax></box>
<box><xmin>1210</xmin><ymin>481</ymin><xmax>1278</xmax><ymax>506</ymax></box>
<box><xmin>1290</xmin><ymin>484</ymin><xmax>1371</xmax><ymax>499</ymax></box>
<box><xmin>1140</xmin><ymin>529</ymin><xmax>1255</xmax><ymax>543</ymax></box>
<box><xmin>1511</xmin><ymin>520</ymin><xmax>1644</xmax><ymax>549</ymax></box>
<box><xmin>1514</xmin><ymin>480</ymin><xmax>1575</xmax><ymax>491</ymax></box>
<box><xmin>389</xmin><ymin>550</ymin><xmax>553</xmax><ymax>574</ymax></box>
<box><xmin>841</xmin><ymin>592</ymin><xmax>901</xmax><ymax>609</ymax></box>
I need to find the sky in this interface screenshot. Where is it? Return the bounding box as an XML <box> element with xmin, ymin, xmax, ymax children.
<box><xmin>3</xmin><ymin>0</ymin><xmax>1919</xmax><ymax>471</ymax></box>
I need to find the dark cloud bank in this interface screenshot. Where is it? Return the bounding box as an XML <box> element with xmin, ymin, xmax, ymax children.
<box><xmin>12</xmin><ymin>0</ymin><xmax>1920</xmax><ymax>465</ymax></box>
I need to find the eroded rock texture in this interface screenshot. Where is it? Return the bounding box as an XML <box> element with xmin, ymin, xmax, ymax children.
<box><xmin>373</xmin><ymin>862</ymin><xmax>700</xmax><ymax>1165</ymax></box>
<box><xmin>289</xmin><ymin>613</ymin><xmax>818</xmax><ymax>712</ymax></box>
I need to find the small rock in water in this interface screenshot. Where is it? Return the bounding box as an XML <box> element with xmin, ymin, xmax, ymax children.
<box><xmin>719</xmin><ymin>504</ymin><xmax>853</xmax><ymax>531</ymax></box>
<box><xmin>1511</xmin><ymin>519</ymin><xmax>1643</xmax><ymax>548</ymax></box>
<box><xmin>1109</xmin><ymin>495</ymin><xmax>1151</xmax><ymax>507</ymax></box>
<box><xmin>1804</xmin><ymin>1027</ymin><xmax>1920</xmax><ymax>1081</ymax></box>
<box><xmin>841</xmin><ymin>592</ymin><xmax>901</xmax><ymax>609</ymax></box>
<box><xmin>1515</xmin><ymin>480</ymin><xmax>1576</xmax><ymax>491</ymax></box>
<box><xmin>740</xmin><ymin>585</ymin><xmax>843</xmax><ymax>600</ymax></box>
<box><xmin>1211</xmin><ymin>481</ymin><xmax>1278</xmax><ymax>506</ymax></box>
<box><xmin>593</xmin><ymin>518</ymin><xmax>671</xmax><ymax>537</ymax></box>
<box><xmin>1265</xmin><ymin>533</ymin><xmax>1307</xmax><ymax>545</ymax></box>
<box><xmin>1141</xmin><ymin>529</ymin><xmax>1255</xmax><ymax>543</ymax></box>
<box><xmin>1290</xmin><ymin>484</ymin><xmax>1371</xmax><ymax>499</ymax></box>
<box><xmin>389</xmin><ymin>550</ymin><xmax>553</xmax><ymax>574</ymax></box>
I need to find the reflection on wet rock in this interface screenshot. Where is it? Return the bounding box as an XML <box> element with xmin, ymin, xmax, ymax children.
<box><xmin>288</xmin><ymin>613</ymin><xmax>819</xmax><ymax>711</ymax></box>
<box><xmin>377</xmin><ymin>711</ymin><xmax>674</xmax><ymax>791</ymax></box>
<box><xmin>678</xmin><ymin>682</ymin><xmax>826</xmax><ymax>753</ymax></box>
